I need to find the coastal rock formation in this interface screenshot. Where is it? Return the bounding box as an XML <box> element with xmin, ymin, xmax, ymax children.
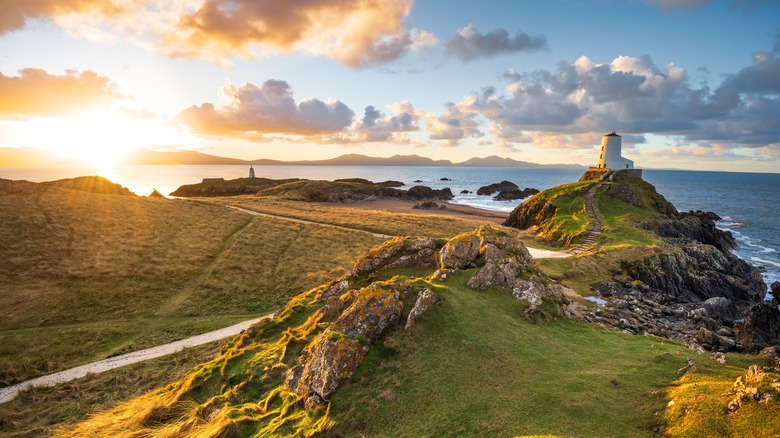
<box><xmin>506</xmin><ymin>169</ymin><xmax>769</xmax><ymax>352</ymax></box>
<box><xmin>477</xmin><ymin>180</ymin><xmax>518</xmax><ymax>195</ymax></box>
<box><xmin>403</xmin><ymin>185</ymin><xmax>454</xmax><ymax>201</ymax></box>
<box><xmin>735</xmin><ymin>303</ymin><xmax>780</xmax><ymax>352</ymax></box>
<box><xmin>493</xmin><ymin>188</ymin><xmax>539</xmax><ymax>201</ymax></box>
<box><xmin>170</xmin><ymin>177</ymin><xmax>300</xmax><ymax>197</ymax></box>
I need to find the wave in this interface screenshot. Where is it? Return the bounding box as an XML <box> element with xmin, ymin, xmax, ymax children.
<box><xmin>749</xmin><ymin>256</ymin><xmax>780</xmax><ymax>269</ymax></box>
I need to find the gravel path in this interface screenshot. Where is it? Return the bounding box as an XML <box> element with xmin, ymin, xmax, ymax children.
<box><xmin>0</xmin><ymin>314</ymin><xmax>273</xmax><ymax>404</ymax></box>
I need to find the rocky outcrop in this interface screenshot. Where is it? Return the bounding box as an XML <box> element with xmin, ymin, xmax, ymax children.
<box><xmin>727</xmin><ymin>365</ymin><xmax>780</xmax><ymax>412</ymax></box>
<box><xmin>642</xmin><ymin>212</ymin><xmax>737</xmax><ymax>252</ymax></box>
<box><xmin>43</xmin><ymin>176</ymin><xmax>134</xmax><ymax>196</ymax></box>
<box><xmin>171</xmin><ymin>177</ymin><xmax>300</xmax><ymax>197</ymax></box>
<box><xmin>436</xmin><ymin>226</ymin><xmax>567</xmax><ymax>314</ymax></box>
<box><xmin>351</xmin><ymin>236</ymin><xmax>439</xmax><ymax>278</ymax></box>
<box><xmin>502</xmin><ymin>193</ymin><xmax>559</xmax><ymax>230</ymax></box>
<box><xmin>439</xmin><ymin>234</ymin><xmax>481</xmax><ymax>269</ymax></box>
<box><xmin>493</xmin><ymin>188</ymin><xmax>539</xmax><ymax>201</ymax></box>
<box><xmin>477</xmin><ymin>181</ymin><xmax>518</xmax><ymax>195</ymax></box>
<box><xmin>735</xmin><ymin>304</ymin><xmax>780</xmax><ymax>352</ymax></box>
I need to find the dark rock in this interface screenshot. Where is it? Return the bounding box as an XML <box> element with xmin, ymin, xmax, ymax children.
<box><xmin>687</xmin><ymin>210</ymin><xmax>722</xmax><ymax>221</ymax></box>
<box><xmin>460</xmin><ymin>190</ymin><xmax>471</xmax><ymax>194</ymax></box>
<box><xmin>735</xmin><ymin>303</ymin><xmax>780</xmax><ymax>352</ymax></box>
<box><xmin>403</xmin><ymin>185</ymin><xmax>454</xmax><ymax>201</ymax></box>
<box><xmin>378</xmin><ymin>180</ymin><xmax>405</xmax><ymax>188</ymax></box>
<box><xmin>413</xmin><ymin>180</ymin><xmax>423</xmax><ymax>183</ymax></box>
<box><xmin>172</xmin><ymin>177</ymin><xmax>300</xmax><ymax>197</ymax></box>
<box><xmin>701</xmin><ymin>297</ymin><xmax>738</xmax><ymax>323</ymax></box>
<box><xmin>413</xmin><ymin>201</ymin><xmax>446</xmax><ymax>210</ymax></box>
<box><xmin>477</xmin><ymin>180</ymin><xmax>518</xmax><ymax>196</ymax></box>
<box><xmin>493</xmin><ymin>188</ymin><xmax>539</xmax><ymax>201</ymax></box>
<box><xmin>334</xmin><ymin>178</ymin><xmax>374</xmax><ymax>184</ymax></box>
<box><xmin>440</xmin><ymin>177</ymin><xmax>451</xmax><ymax>181</ymax></box>
<box><xmin>643</xmin><ymin>213</ymin><xmax>737</xmax><ymax>251</ymax></box>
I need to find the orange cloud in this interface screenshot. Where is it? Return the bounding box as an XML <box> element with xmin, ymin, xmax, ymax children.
<box><xmin>6</xmin><ymin>0</ymin><xmax>433</xmax><ymax>67</ymax></box>
<box><xmin>0</xmin><ymin>68</ymin><xmax>120</xmax><ymax>118</ymax></box>
<box><xmin>0</xmin><ymin>0</ymin><xmax>130</xmax><ymax>35</ymax></box>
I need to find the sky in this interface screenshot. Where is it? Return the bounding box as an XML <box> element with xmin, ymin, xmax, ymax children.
<box><xmin>1</xmin><ymin>0</ymin><xmax>779</xmax><ymax>172</ymax></box>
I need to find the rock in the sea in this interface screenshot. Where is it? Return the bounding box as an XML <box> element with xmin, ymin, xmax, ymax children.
<box><xmin>413</xmin><ymin>201</ymin><xmax>446</xmax><ymax>210</ymax></box>
<box><xmin>735</xmin><ymin>303</ymin><xmax>780</xmax><ymax>352</ymax></box>
<box><xmin>405</xmin><ymin>288</ymin><xmax>442</xmax><ymax>330</ymax></box>
<box><xmin>460</xmin><ymin>190</ymin><xmax>471</xmax><ymax>194</ymax></box>
<box><xmin>440</xmin><ymin>177</ymin><xmax>451</xmax><ymax>181</ymax></box>
<box><xmin>404</xmin><ymin>185</ymin><xmax>454</xmax><ymax>201</ymax></box>
<box><xmin>477</xmin><ymin>181</ymin><xmax>518</xmax><ymax>196</ymax></box>
<box><xmin>493</xmin><ymin>188</ymin><xmax>539</xmax><ymax>201</ymax></box>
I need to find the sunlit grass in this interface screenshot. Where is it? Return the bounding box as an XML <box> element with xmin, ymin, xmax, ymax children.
<box><xmin>213</xmin><ymin>196</ymin><xmax>491</xmax><ymax>238</ymax></box>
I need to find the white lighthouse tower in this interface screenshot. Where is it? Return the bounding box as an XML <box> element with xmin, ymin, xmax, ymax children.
<box><xmin>597</xmin><ymin>131</ymin><xmax>633</xmax><ymax>170</ymax></box>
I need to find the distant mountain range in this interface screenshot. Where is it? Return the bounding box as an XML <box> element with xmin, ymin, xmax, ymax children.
<box><xmin>0</xmin><ymin>147</ymin><xmax>586</xmax><ymax>169</ymax></box>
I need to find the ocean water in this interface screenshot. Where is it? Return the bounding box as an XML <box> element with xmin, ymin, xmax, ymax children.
<box><xmin>1</xmin><ymin>165</ymin><xmax>778</xmax><ymax>292</ymax></box>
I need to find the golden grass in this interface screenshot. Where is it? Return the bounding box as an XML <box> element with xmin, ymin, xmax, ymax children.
<box><xmin>212</xmin><ymin>196</ymin><xmax>491</xmax><ymax>238</ymax></box>
<box><xmin>0</xmin><ymin>186</ymin><xmax>378</xmax><ymax>385</ymax></box>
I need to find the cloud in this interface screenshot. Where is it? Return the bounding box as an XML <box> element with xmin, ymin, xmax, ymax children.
<box><xmin>354</xmin><ymin>102</ymin><xmax>421</xmax><ymax>142</ymax></box>
<box><xmin>4</xmin><ymin>0</ymin><xmax>434</xmax><ymax>67</ymax></box>
<box><xmin>424</xmin><ymin>102</ymin><xmax>483</xmax><ymax>145</ymax></box>
<box><xmin>442</xmin><ymin>51</ymin><xmax>780</xmax><ymax>156</ymax></box>
<box><xmin>179</xmin><ymin>79</ymin><xmax>355</xmax><ymax>139</ymax></box>
<box><xmin>445</xmin><ymin>25</ymin><xmax>548</xmax><ymax>62</ymax></box>
<box><xmin>0</xmin><ymin>68</ymin><xmax>119</xmax><ymax>118</ymax></box>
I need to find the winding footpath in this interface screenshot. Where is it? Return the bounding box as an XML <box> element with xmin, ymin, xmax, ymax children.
<box><xmin>568</xmin><ymin>182</ymin><xmax>604</xmax><ymax>255</ymax></box>
<box><xmin>0</xmin><ymin>314</ymin><xmax>273</xmax><ymax>404</ymax></box>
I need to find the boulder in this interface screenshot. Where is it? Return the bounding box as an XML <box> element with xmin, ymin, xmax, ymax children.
<box><xmin>332</xmin><ymin>286</ymin><xmax>404</xmax><ymax>343</ymax></box>
<box><xmin>477</xmin><ymin>181</ymin><xmax>518</xmax><ymax>195</ymax></box>
<box><xmin>285</xmin><ymin>334</ymin><xmax>368</xmax><ymax>405</ymax></box>
<box><xmin>413</xmin><ymin>201</ymin><xmax>446</xmax><ymax>210</ymax></box>
<box><xmin>439</xmin><ymin>233</ymin><xmax>481</xmax><ymax>269</ymax></box>
<box><xmin>351</xmin><ymin>236</ymin><xmax>438</xmax><ymax>276</ymax></box>
<box><xmin>735</xmin><ymin>303</ymin><xmax>780</xmax><ymax>352</ymax></box>
<box><xmin>405</xmin><ymin>288</ymin><xmax>442</xmax><ymax>329</ymax></box>
<box><xmin>493</xmin><ymin>188</ymin><xmax>539</xmax><ymax>201</ymax></box>
<box><xmin>460</xmin><ymin>190</ymin><xmax>471</xmax><ymax>194</ymax></box>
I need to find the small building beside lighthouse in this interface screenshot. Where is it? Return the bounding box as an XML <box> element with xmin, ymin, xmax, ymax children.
<box><xmin>597</xmin><ymin>131</ymin><xmax>634</xmax><ymax>170</ymax></box>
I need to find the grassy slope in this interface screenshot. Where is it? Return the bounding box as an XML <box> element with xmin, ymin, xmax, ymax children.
<box><xmin>0</xmin><ymin>188</ymin><xmax>382</xmax><ymax>385</ymax></box>
<box><xmin>325</xmin><ymin>270</ymin><xmax>690</xmax><ymax>438</ymax></box>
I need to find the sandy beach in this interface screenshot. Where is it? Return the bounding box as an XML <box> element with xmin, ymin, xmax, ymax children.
<box><xmin>324</xmin><ymin>199</ymin><xmax>510</xmax><ymax>224</ymax></box>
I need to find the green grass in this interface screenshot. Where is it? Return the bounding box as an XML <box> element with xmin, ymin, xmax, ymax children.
<box><xmin>597</xmin><ymin>191</ymin><xmax>662</xmax><ymax>249</ymax></box>
<box><xmin>663</xmin><ymin>355</ymin><xmax>780</xmax><ymax>438</ymax></box>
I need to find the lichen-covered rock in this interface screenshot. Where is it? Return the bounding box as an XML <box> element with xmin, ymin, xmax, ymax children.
<box><xmin>351</xmin><ymin>236</ymin><xmax>437</xmax><ymax>276</ymax></box>
<box><xmin>286</xmin><ymin>334</ymin><xmax>368</xmax><ymax>405</ymax></box>
<box><xmin>727</xmin><ymin>365</ymin><xmax>779</xmax><ymax>412</ymax></box>
<box><xmin>405</xmin><ymin>288</ymin><xmax>442</xmax><ymax>330</ymax></box>
<box><xmin>735</xmin><ymin>303</ymin><xmax>780</xmax><ymax>352</ymax></box>
<box><xmin>332</xmin><ymin>286</ymin><xmax>404</xmax><ymax>343</ymax></box>
<box><xmin>440</xmin><ymin>233</ymin><xmax>481</xmax><ymax>269</ymax></box>
<box><xmin>320</xmin><ymin>278</ymin><xmax>350</xmax><ymax>301</ymax></box>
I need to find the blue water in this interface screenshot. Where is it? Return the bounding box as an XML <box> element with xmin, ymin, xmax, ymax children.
<box><xmin>1</xmin><ymin>165</ymin><xmax>778</xmax><ymax>291</ymax></box>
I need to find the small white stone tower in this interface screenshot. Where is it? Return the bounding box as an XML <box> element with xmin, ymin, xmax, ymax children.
<box><xmin>249</xmin><ymin>164</ymin><xmax>255</xmax><ymax>178</ymax></box>
<box><xmin>597</xmin><ymin>131</ymin><xmax>633</xmax><ymax>170</ymax></box>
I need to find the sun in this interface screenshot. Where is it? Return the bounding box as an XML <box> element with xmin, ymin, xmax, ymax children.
<box><xmin>26</xmin><ymin>110</ymin><xmax>190</xmax><ymax>167</ymax></box>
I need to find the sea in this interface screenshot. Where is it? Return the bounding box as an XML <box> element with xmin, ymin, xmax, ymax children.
<box><xmin>2</xmin><ymin>164</ymin><xmax>778</xmax><ymax>295</ymax></box>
